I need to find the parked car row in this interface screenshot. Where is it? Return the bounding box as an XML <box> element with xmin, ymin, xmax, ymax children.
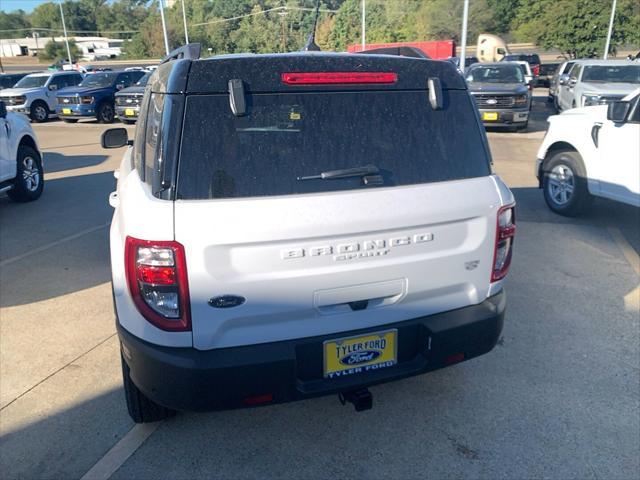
<box><xmin>548</xmin><ymin>59</ymin><xmax>639</xmax><ymax>112</ymax></box>
<box><xmin>0</xmin><ymin>68</ymin><xmax>152</xmax><ymax>124</ymax></box>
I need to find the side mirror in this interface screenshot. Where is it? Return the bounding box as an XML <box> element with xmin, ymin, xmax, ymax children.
<box><xmin>48</xmin><ymin>84</ymin><xmax>58</xmax><ymax>91</ymax></box>
<box><xmin>607</xmin><ymin>101</ymin><xmax>630</xmax><ymax>123</ymax></box>
<box><xmin>0</xmin><ymin>101</ymin><xmax>6</xmax><ymax>118</ymax></box>
<box><xmin>116</xmin><ymin>83</ymin><xmax>125</xmax><ymax>90</ymax></box>
<box><xmin>558</xmin><ymin>75</ymin><xmax>569</xmax><ymax>86</ymax></box>
<box><xmin>568</xmin><ymin>77</ymin><xmax>577</xmax><ymax>87</ymax></box>
<box><xmin>497</xmin><ymin>48</ymin><xmax>506</xmax><ymax>55</ymax></box>
<box><xmin>101</xmin><ymin>128</ymin><xmax>130</xmax><ymax>148</ymax></box>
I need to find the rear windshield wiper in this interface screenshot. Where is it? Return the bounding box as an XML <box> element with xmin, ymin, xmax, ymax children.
<box><xmin>297</xmin><ymin>164</ymin><xmax>379</xmax><ymax>181</ymax></box>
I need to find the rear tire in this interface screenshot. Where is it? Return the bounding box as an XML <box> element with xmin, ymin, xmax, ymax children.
<box><xmin>29</xmin><ymin>101</ymin><xmax>49</xmax><ymax>123</ymax></box>
<box><xmin>542</xmin><ymin>150</ymin><xmax>592</xmax><ymax>216</ymax></box>
<box><xmin>62</xmin><ymin>118</ymin><xmax>78</xmax><ymax>123</ymax></box>
<box><xmin>7</xmin><ymin>145</ymin><xmax>44</xmax><ymax>202</ymax></box>
<box><xmin>97</xmin><ymin>102</ymin><xmax>115</xmax><ymax>124</ymax></box>
<box><xmin>121</xmin><ymin>119</ymin><xmax>136</xmax><ymax>125</ymax></box>
<box><xmin>121</xmin><ymin>353</ymin><xmax>176</xmax><ymax>423</ymax></box>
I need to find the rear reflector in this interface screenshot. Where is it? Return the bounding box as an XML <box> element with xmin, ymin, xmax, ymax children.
<box><xmin>281</xmin><ymin>72</ymin><xmax>398</xmax><ymax>85</ymax></box>
<box><xmin>243</xmin><ymin>393</ymin><xmax>274</xmax><ymax>406</ymax></box>
<box><xmin>444</xmin><ymin>352</ymin><xmax>465</xmax><ymax>365</ymax></box>
<box><xmin>137</xmin><ymin>265</ymin><xmax>176</xmax><ymax>285</ymax></box>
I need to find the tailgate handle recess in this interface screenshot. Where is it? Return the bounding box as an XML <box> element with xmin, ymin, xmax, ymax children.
<box><xmin>315</xmin><ymin>279</ymin><xmax>406</xmax><ymax>315</ymax></box>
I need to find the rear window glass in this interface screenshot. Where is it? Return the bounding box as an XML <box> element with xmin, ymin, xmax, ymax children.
<box><xmin>177</xmin><ymin>90</ymin><xmax>490</xmax><ymax>200</ymax></box>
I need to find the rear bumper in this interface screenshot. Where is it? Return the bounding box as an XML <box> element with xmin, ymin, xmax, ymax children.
<box><xmin>119</xmin><ymin>290</ymin><xmax>506</xmax><ymax>412</ymax></box>
<box><xmin>479</xmin><ymin>108</ymin><xmax>529</xmax><ymax>127</ymax></box>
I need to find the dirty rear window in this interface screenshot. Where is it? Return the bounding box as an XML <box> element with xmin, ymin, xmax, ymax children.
<box><xmin>177</xmin><ymin>90</ymin><xmax>490</xmax><ymax>199</ymax></box>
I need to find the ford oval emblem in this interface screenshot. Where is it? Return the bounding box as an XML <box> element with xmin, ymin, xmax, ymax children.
<box><xmin>208</xmin><ymin>295</ymin><xmax>246</xmax><ymax>309</ymax></box>
<box><xmin>339</xmin><ymin>350</ymin><xmax>381</xmax><ymax>366</ymax></box>
<box><xmin>486</xmin><ymin>98</ymin><xmax>498</xmax><ymax>105</ymax></box>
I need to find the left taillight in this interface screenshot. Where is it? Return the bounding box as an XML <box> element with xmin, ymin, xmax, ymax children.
<box><xmin>124</xmin><ymin>237</ymin><xmax>191</xmax><ymax>331</ymax></box>
<box><xmin>491</xmin><ymin>205</ymin><xmax>516</xmax><ymax>282</ymax></box>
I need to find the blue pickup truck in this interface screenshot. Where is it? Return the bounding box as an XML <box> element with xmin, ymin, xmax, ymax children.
<box><xmin>55</xmin><ymin>70</ymin><xmax>145</xmax><ymax>123</ymax></box>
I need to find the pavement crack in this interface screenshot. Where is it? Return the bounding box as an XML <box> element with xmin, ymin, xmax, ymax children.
<box><xmin>0</xmin><ymin>333</ymin><xmax>117</xmax><ymax>412</ymax></box>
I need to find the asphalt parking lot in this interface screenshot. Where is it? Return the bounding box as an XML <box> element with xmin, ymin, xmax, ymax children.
<box><xmin>1</xmin><ymin>91</ymin><xmax>639</xmax><ymax>480</ymax></box>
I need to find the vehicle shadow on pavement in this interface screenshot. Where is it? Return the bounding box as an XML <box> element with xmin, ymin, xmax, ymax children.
<box><xmin>0</xmin><ymin>172</ymin><xmax>114</xmax><ymax>307</ymax></box>
<box><xmin>0</xmin><ymin>388</ymin><xmax>134</xmax><ymax>480</ymax></box>
<box><xmin>511</xmin><ymin>186</ymin><xmax>640</xmax><ymax>253</ymax></box>
<box><xmin>44</xmin><ymin>152</ymin><xmax>109</xmax><ymax>174</ymax></box>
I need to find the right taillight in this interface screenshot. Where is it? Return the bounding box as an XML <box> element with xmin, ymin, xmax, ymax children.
<box><xmin>492</xmin><ymin>205</ymin><xmax>516</xmax><ymax>282</ymax></box>
<box><xmin>125</xmin><ymin>236</ymin><xmax>191</xmax><ymax>331</ymax></box>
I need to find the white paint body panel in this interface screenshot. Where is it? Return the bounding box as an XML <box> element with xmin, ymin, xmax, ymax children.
<box><xmin>174</xmin><ymin>175</ymin><xmax>512</xmax><ymax>350</ymax></box>
<box><xmin>538</xmin><ymin>89</ymin><xmax>640</xmax><ymax>207</ymax></box>
<box><xmin>112</xmin><ymin>157</ymin><xmax>514</xmax><ymax>350</ymax></box>
<box><xmin>0</xmin><ymin>110</ymin><xmax>40</xmax><ymax>183</ymax></box>
<box><xmin>110</xmin><ymin>150</ymin><xmax>192</xmax><ymax>347</ymax></box>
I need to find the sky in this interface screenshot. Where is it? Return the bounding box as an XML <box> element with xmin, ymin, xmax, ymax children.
<box><xmin>1</xmin><ymin>0</ymin><xmax>122</xmax><ymax>14</ymax></box>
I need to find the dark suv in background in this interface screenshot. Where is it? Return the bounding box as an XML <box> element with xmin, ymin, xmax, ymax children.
<box><xmin>502</xmin><ymin>53</ymin><xmax>541</xmax><ymax>78</ymax></box>
<box><xmin>55</xmin><ymin>70</ymin><xmax>145</xmax><ymax>123</ymax></box>
<box><xmin>115</xmin><ymin>71</ymin><xmax>151</xmax><ymax>124</ymax></box>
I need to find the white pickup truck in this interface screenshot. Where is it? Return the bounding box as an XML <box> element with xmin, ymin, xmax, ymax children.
<box><xmin>537</xmin><ymin>89</ymin><xmax>640</xmax><ymax>215</ymax></box>
<box><xmin>0</xmin><ymin>100</ymin><xmax>43</xmax><ymax>201</ymax></box>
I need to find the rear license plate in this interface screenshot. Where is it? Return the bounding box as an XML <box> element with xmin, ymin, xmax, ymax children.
<box><xmin>483</xmin><ymin>112</ymin><xmax>498</xmax><ymax>121</ymax></box>
<box><xmin>62</xmin><ymin>108</ymin><xmax>71</xmax><ymax>115</ymax></box>
<box><xmin>323</xmin><ymin>329</ymin><xmax>397</xmax><ymax>378</ymax></box>
<box><xmin>125</xmin><ymin>108</ymin><xmax>135</xmax><ymax>116</ymax></box>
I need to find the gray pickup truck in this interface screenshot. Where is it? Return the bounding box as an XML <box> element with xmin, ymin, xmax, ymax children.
<box><xmin>466</xmin><ymin>62</ymin><xmax>531</xmax><ymax>131</ymax></box>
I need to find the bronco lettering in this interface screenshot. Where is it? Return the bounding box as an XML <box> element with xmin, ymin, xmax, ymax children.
<box><xmin>281</xmin><ymin>233</ymin><xmax>434</xmax><ymax>261</ymax></box>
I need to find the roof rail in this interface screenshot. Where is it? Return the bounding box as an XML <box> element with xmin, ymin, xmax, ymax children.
<box><xmin>357</xmin><ymin>46</ymin><xmax>431</xmax><ymax>59</ymax></box>
<box><xmin>160</xmin><ymin>43</ymin><xmax>202</xmax><ymax>65</ymax></box>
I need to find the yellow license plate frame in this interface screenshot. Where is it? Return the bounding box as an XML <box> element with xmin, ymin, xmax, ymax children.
<box><xmin>483</xmin><ymin>112</ymin><xmax>498</xmax><ymax>121</ymax></box>
<box><xmin>323</xmin><ymin>329</ymin><xmax>397</xmax><ymax>378</ymax></box>
<box><xmin>62</xmin><ymin>108</ymin><xmax>71</xmax><ymax>115</ymax></box>
<box><xmin>124</xmin><ymin>108</ymin><xmax>135</xmax><ymax>116</ymax></box>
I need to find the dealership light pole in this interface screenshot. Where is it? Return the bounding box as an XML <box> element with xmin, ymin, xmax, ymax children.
<box><xmin>181</xmin><ymin>0</ymin><xmax>189</xmax><ymax>44</ymax></box>
<box><xmin>59</xmin><ymin>1</ymin><xmax>73</xmax><ymax>65</ymax></box>
<box><xmin>459</xmin><ymin>0</ymin><xmax>470</xmax><ymax>71</ymax></box>
<box><xmin>603</xmin><ymin>0</ymin><xmax>617</xmax><ymax>59</ymax></box>
<box><xmin>159</xmin><ymin>0</ymin><xmax>170</xmax><ymax>55</ymax></box>
<box><xmin>361</xmin><ymin>0</ymin><xmax>366</xmax><ymax>51</ymax></box>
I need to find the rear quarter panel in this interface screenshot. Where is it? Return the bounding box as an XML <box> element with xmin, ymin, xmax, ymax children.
<box><xmin>110</xmin><ymin>150</ymin><xmax>191</xmax><ymax>347</ymax></box>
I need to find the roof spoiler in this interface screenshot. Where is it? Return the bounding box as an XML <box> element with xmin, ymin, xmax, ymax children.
<box><xmin>357</xmin><ymin>46</ymin><xmax>431</xmax><ymax>59</ymax></box>
<box><xmin>160</xmin><ymin>43</ymin><xmax>201</xmax><ymax>65</ymax></box>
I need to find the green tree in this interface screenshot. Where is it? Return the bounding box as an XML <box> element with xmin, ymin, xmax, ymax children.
<box><xmin>514</xmin><ymin>0</ymin><xmax>640</xmax><ymax>58</ymax></box>
<box><xmin>0</xmin><ymin>11</ymin><xmax>31</xmax><ymax>39</ymax></box>
<box><xmin>39</xmin><ymin>39</ymin><xmax>82</xmax><ymax>61</ymax></box>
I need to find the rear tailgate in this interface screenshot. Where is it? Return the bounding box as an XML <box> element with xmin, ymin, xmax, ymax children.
<box><xmin>173</xmin><ymin>54</ymin><xmax>505</xmax><ymax>350</ymax></box>
<box><xmin>175</xmin><ymin>177</ymin><xmax>503</xmax><ymax>350</ymax></box>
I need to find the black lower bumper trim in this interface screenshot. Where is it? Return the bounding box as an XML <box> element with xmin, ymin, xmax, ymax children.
<box><xmin>119</xmin><ymin>291</ymin><xmax>506</xmax><ymax>412</ymax></box>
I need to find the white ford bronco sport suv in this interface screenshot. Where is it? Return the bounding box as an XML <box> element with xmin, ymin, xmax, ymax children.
<box><xmin>0</xmin><ymin>100</ymin><xmax>43</xmax><ymax>201</ymax></box>
<box><xmin>103</xmin><ymin>44</ymin><xmax>516</xmax><ymax>423</ymax></box>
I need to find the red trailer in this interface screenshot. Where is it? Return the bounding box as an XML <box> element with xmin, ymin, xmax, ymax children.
<box><xmin>348</xmin><ymin>40</ymin><xmax>456</xmax><ymax>60</ymax></box>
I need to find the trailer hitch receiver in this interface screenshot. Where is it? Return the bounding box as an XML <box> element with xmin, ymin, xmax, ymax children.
<box><xmin>338</xmin><ymin>388</ymin><xmax>373</xmax><ymax>412</ymax></box>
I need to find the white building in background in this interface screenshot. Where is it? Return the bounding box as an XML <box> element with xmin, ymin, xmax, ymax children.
<box><xmin>0</xmin><ymin>36</ymin><xmax>124</xmax><ymax>60</ymax></box>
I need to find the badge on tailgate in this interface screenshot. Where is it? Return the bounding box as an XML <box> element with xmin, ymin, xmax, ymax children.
<box><xmin>281</xmin><ymin>233</ymin><xmax>434</xmax><ymax>262</ymax></box>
